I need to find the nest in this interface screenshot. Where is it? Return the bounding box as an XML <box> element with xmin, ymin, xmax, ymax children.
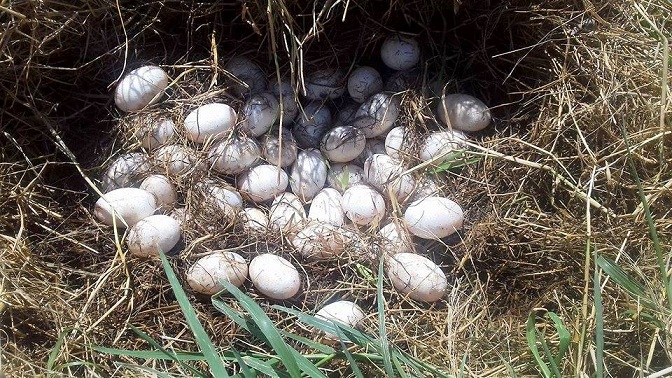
<box><xmin>2</xmin><ymin>0</ymin><xmax>672</xmax><ymax>376</ymax></box>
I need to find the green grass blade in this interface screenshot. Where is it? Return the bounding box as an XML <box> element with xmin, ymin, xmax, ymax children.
<box><xmin>91</xmin><ymin>346</ymin><xmax>205</xmax><ymax>361</ymax></box>
<box><xmin>281</xmin><ymin>331</ymin><xmax>336</xmax><ymax>354</ymax></box>
<box><xmin>158</xmin><ymin>249</ymin><xmax>230</xmax><ymax>378</ymax></box>
<box><xmin>273</xmin><ymin>305</ymin><xmax>374</xmax><ymax>346</ymax></box>
<box><xmin>115</xmin><ymin>362</ymin><xmax>183</xmax><ymax>378</ymax></box>
<box><xmin>526</xmin><ymin>312</ymin><xmax>552</xmax><ymax>378</ymax></box>
<box><xmin>593</xmin><ymin>249</ymin><xmax>604</xmax><ymax>377</ymax></box>
<box><xmin>47</xmin><ymin>327</ymin><xmax>70</xmax><ymax>372</ymax></box>
<box><xmin>596</xmin><ymin>255</ymin><xmax>660</xmax><ymax>311</ymax></box>
<box><xmin>546</xmin><ymin>312</ymin><xmax>570</xmax><ymax>364</ymax></box>
<box><xmin>376</xmin><ymin>258</ymin><xmax>396</xmax><ymax>377</ymax></box>
<box><xmin>538</xmin><ymin>331</ymin><xmax>561</xmax><ymax>378</ymax></box>
<box><xmin>128</xmin><ymin>324</ymin><xmax>206</xmax><ymax>377</ymax></box>
<box><xmin>231</xmin><ymin>348</ymin><xmax>257</xmax><ymax>378</ymax></box>
<box><xmin>333</xmin><ymin>328</ymin><xmax>365</xmax><ymax>378</ymax></box>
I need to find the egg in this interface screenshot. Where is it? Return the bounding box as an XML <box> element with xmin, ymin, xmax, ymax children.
<box><xmin>379</xmin><ymin>222</ymin><xmax>413</xmax><ymax>252</ymax></box>
<box><xmin>239</xmin><ymin>207</ymin><xmax>269</xmax><ymax>234</ymax></box>
<box><xmin>320</xmin><ymin>126</ymin><xmax>366</xmax><ymax>163</ymax></box>
<box><xmin>136</xmin><ymin>117</ymin><xmax>175</xmax><ymax>150</ymax></box>
<box><xmin>154</xmin><ymin>144</ymin><xmax>198</xmax><ymax>176</ymax></box>
<box><xmin>186</xmin><ymin>252</ymin><xmax>248</xmax><ymax>295</ymax></box>
<box><xmin>354</xmin><ymin>138</ymin><xmax>387</xmax><ymax>166</ymax></box>
<box><xmin>408</xmin><ymin>176</ymin><xmax>442</xmax><ymax>203</ymax></box>
<box><xmin>386</xmin><ymin>252</ymin><xmax>447</xmax><ymax>302</ymax></box>
<box><xmin>308</xmin><ymin>188</ymin><xmax>344</xmax><ymax>226</ymax></box>
<box><xmin>225</xmin><ymin>56</ymin><xmax>267</xmax><ymax>96</ymax></box>
<box><xmin>437</xmin><ymin>93</ymin><xmax>492</xmax><ymax>132</ymax></box>
<box><xmin>380</xmin><ymin>34</ymin><xmax>421</xmax><ymax>71</ymax></box>
<box><xmin>315</xmin><ymin>301</ymin><xmax>366</xmax><ymax>340</ymax></box>
<box><xmin>139</xmin><ymin>174</ymin><xmax>177</xmax><ymax>208</ymax></box>
<box><xmin>101</xmin><ymin>152</ymin><xmax>151</xmax><ymax>191</ymax></box>
<box><xmin>334</xmin><ymin>102</ymin><xmax>359</xmax><ymax>126</ymax></box>
<box><xmin>240</xmin><ymin>92</ymin><xmax>280</xmax><ymax>137</ymax></box>
<box><xmin>208</xmin><ymin>136</ymin><xmax>261</xmax><ymax>175</ymax></box>
<box><xmin>353</xmin><ymin>92</ymin><xmax>400</xmax><ymax>138</ymax></box>
<box><xmin>304</xmin><ymin>68</ymin><xmax>345</xmax><ymax>100</ymax></box>
<box><xmin>404</xmin><ymin>197</ymin><xmax>464</xmax><ymax>239</ymax></box>
<box><xmin>326</xmin><ymin>163</ymin><xmax>365</xmax><ymax>192</ymax></box>
<box><xmin>342</xmin><ymin>184</ymin><xmax>386</xmax><ymax>226</ymax></box>
<box><xmin>269</xmin><ymin>192</ymin><xmax>306</xmax><ymax>233</ymax></box>
<box><xmin>347</xmin><ymin>66</ymin><xmax>384</xmax><ymax>103</ymax></box>
<box><xmin>261</xmin><ymin>130</ymin><xmax>298</xmax><ymax>167</ymax></box>
<box><xmin>94</xmin><ymin>187</ymin><xmax>157</xmax><ymax>227</ymax></box>
<box><xmin>291</xmin><ymin>222</ymin><xmax>350</xmax><ymax>259</ymax></box>
<box><xmin>290</xmin><ymin>149</ymin><xmax>327</xmax><ymax>202</ymax></box>
<box><xmin>269</xmin><ymin>79</ymin><xmax>299</xmax><ymax>126</ymax></box>
<box><xmin>384</xmin><ymin>69</ymin><xmax>421</xmax><ymax>92</ymax></box>
<box><xmin>237</xmin><ymin>164</ymin><xmax>289</xmax><ymax>203</ymax></box>
<box><xmin>419</xmin><ymin>130</ymin><xmax>467</xmax><ymax>163</ymax></box>
<box><xmin>292</xmin><ymin>101</ymin><xmax>332</xmax><ymax>149</ymax></box>
<box><xmin>197</xmin><ymin>180</ymin><xmax>243</xmax><ymax>219</ymax></box>
<box><xmin>183</xmin><ymin>103</ymin><xmax>236</xmax><ymax>143</ymax></box>
<box><xmin>169</xmin><ymin>207</ymin><xmax>190</xmax><ymax>228</ymax></box>
<box><xmin>249</xmin><ymin>254</ymin><xmax>301</xmax><ymax>299</ymax></box>
<box><xmin>384</xmin><ymin>126</ymin><xmax>409</xmax><ymax>160</ymax></box>
<box><xmin>126</xmin><ymin>214</ymin><xmax>181</xmax><ymax>257</ymax></box>
<box><xmin>114</xmin><ymin>65</ymin><xmax>169</xmax><ymax>112</ymax></box>
<box><xmin>364</xmin><ymin>154</ymin><xmax>416</xmax><ymax>201</ymax></box>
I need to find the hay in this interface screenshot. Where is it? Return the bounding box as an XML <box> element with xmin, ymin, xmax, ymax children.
<box><xmin>2</xmin><ymin>0</ymin><xmax>672</xmax><ymax>376</ymax></box>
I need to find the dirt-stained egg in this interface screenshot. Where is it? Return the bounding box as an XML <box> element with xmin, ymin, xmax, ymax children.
<box><xmin>237</xmin><ymin>164</ymin><xmax>289</xmax><ymax>203</ymax></box>
<box><xmin>290</xmin><ymin>149</ymin><xmax>327</xmax><ymax>202</ymax></box>
<box><xmin>380</xmin><ymin>34</ymin><xmax>421</xmax><ymax>71</ymax></box>
<box><xmin>186</xmin><ymin>251</ymin><xmax>248</xmax><ymax>295</ymax></box>
<box><xmin>379</xmin><ymin>222</ymin><xmax>414</xmax><ymax>253</ymax></box>
<box><xmin>353</xmin><ymin>92</ymin><xmax>400</xmax><ymax>138</ymax></box>
<box><xmin>384</xmin><ymin>126</ymin><xmax>410</xmax><ymax>160</ymax></box>
<box><xmin>115</xmin><ymin>65</ymin><xmax>169</xmax><ymax>112</ymax></box>
<box><xmin>135</xmin><ymin>117</ymin><xmax>175</xmax><ymax>150</ymax></box>
<box><xmin>437</xmin><ymin>93</ymin><xmax>491</xmax><ymax>132</ymax></box>
<box><xmin>315</xmin><ymin>300</ymin><xmax>366</xmax><ymax>340</ymax></box>
<box><xmin>386</xmin><ymin>252</ymin><xmax>447</xmax><ymax>302</ymax></box>
<box><xmin>293</xmin><ymin>101</ymin><xmax>332</xmax><ymax>149</ymax></box>
<box><xmin>240</xmin><ymin>92</ymin><xmax>280</xmax><ymax>137</ymax></box>
<box><xmin>364</xmin><ymin>154</ymin><xmax>416</xmax><ymax>201</ymax></box>
<box><xmin>342</xmin><ymin>184</ymin><xmax>386</xmax><ymax>226</ymax></box>
<box><xmin>304</xmin><ymin>68</ymin><xmax>345</xmax><ymax>100</ymax></box>
<box><xmin>184</xmin><ymin>103</ymin><xmax>236</xmax><ymax>143</ymax></box>
<box><xmin>291</xmin><ymin>222</ymin><xmax>350</xmax><ymax>259</ymax></box>
<box><xmin>139</xmin><ymin>174</ymin><xmax>177</xmax><ymax>209</ymax></box>
<box><xmin>94</xmin><ymin>187</ymin><xmax>157</xmax><ymax>227</ymax></box>
<box><xmin>154</xmin><ymin>144</ymin><xmax>198</xmax><ymax>176</ymax></box>
<box><xmin>249</xmin><ymin>254</ymin><xmax>301</xmax><ymax>299</ymax></box>
<box><xmin>239</xmin><ymin>207</ymin><xmax>269</xmax><ymax>234</ymax></box>
<box><xmin>320</xmin><ymin>126</ymin><xmax>366</xmax><ymax>163</ymax></box>
<box><xmin>347</xmin><ymin>66</ymin><xmax>384</xmax><ymax>103</ymax></box>
<box><xmin>404</xmin><ymin>196</ymin><xmax>464</xmax><ymax>239</ymax></box>
<box><xmin>126</xmin><ymin>214</ymin><xmax>181</xmax><ymax>257</ymax></box>
<box><xmin>419</xmin><ymin>130</ymin><xmax>467</xmax><ymax>162</ymax></box>
<box><xmin>197</xmin><ymin>180</ymin><xmax>243</xmax><ymax>219</ymax></box>
<box><xmin>208</xmin><ymin>135</ymin><xmax>261</xmax><ymax>175</ymax></box>
<box><xmin>269</xmin><ymin>192</ymin><xmax>306</xmax><ymax>233</ymax></box>
<box><xmin>261</xmin><ymin>129</ymin><xmax>298</xmax><ymax>167</ymax></box>
<box><xmin>308</xmin><ymin>188</ymin><xmax>344</xmax><ymax>227</ymax></box>
<box><xmin>225</xmin><ymin>56</ymin><xmax>267</xmax><ymax>97</ymax></box>
<box><xmin>269</xmin><ymin>78</ymin><xmax>299</xmax><ymax>126</ymax></box>
<box><xmin>102</xmin><ymin>152</ymin><xmax>151</xmax><ymax>191</ymax></box>
<box><xmin>326</xmin><ymin>163</ymin><xmax>365</xmax><ymax>192</ymax></box>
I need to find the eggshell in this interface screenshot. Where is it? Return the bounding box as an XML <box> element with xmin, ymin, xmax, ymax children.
<box><xmin>169</xmin><ymin>207</ymin><xmax>190</xmax><ymax>228</ymax></box>
<box><xmin>184</xmin><ymin>103</ymin><xmax>236</xmax><ymax>143</ymax></box>
<box><xmin>186</xmin><ymin>252</ymin><xmax>248</xmax><ymax>295</ymax></box>
<box><xmin>101</xmin><ymin>152</ymin><xmax>151</xmax><ymax>191</ymax></box>
<box><xmin>437</xmin><ymin>93</ymin><xmax>491</xmax><ymax>132</ymax></box>
<box><xmin>326</xmin><ymin>163</ymin><xmax>365</xmax><ymax>192</ymax></box>
<box><xmin>115</xmin><ymin>65</ymin><xmax>169</xmax><ymax>112</ymax></box>
<box><xmin>208</xmin><ymin>136</ymin><xmax>260</xmax><ymax>175</ymax></box>
<box><xmin>364</xmin><ymin>154</ymin><xmax>416</xmax><ymax>201</ymax></box>
<box><xmin>347</xmin><ymin>66</ymin><xmax>384</xmax><ymax>103</ymax></box>
<box><xmin>136</xmin><ymin>118</ymin><xmax>175</xmax><ymax>150</ymax></box>
<box><xmin>239</xmin><ymin>207</ymin><xmax>269</xmax><ymax>234</ymax></box>
<box><xmin>386</xmin><ymin>252</ymin><xmax>447</xmax><ymax>302</ymax></box>
<box><xmin>342</xmin><ymin>184</ymin><xmax>385</xmax><ymax>226</ymax></box>
<box><xmin>292</xmin><ymin>222</ymin><xmax>350</xmax><ymax>259</ymax></box>
<box><xmin>225</xmin><ymin>56</ymin><xmax>267</xmax><ymax>96</ymax></box>
<box><xmin>249</xmin><ymin>254</ymin><xmax>301</xmax><ymax>299</ymax></box>
<box><xmin>334</xmin><ymin>102</ymin><xmax>359</xmax><ymax>126</ymax></box>
<box><xmin>353</xmin><ymin>92</ymin><xmax>400</xmax><ymax>138</ymax></box>
<box><xmin>308</xmin><ymin>188</ymin><xmax>344</xmax><ymax>226</ymax></box>
<box><xmin>384</xmin><ymin>69</ymin><xmax>421</xmax><ymax>92</ymax></box>
<box><xmin>384</xmin><ymin>126</ymin><xmax>409</xmax><ymax>160</ymax></box>
<box><xmin>237</xmin><ymin>165</ymin><xmax>289</xmax><ymax>203</ymax></box>
<box><xmin>240</xmin><ymin>92</ymin><xmax>280</xmax><ymax>137</ymax></box>
<box><xmin>126</xmin><ymin>214</ymin><xmax>181</xmax><ymax>257</ymax></box>
<box><xmin>94</xmin><ymin>187</ymin><xmax>157</xmax><ymax>227</ymax></box>
<box><xmin>154</xmin><ymin>144</ymin><xmax>198</xmax><ymax>176</ymax></box>
<box><xmin>269</xmin><ymin>79</ymin><xmax>299</xmax><ymax>126</ymax></box>
<box><xmin>379</xmin><ymin>222</ymin><xmax>413</xmax><ymax>252</ymax></box>
<box><xmin>304</xmin><ymin>69</ymin><xmax>345</xmax><ymax>100</ymax></box>
<box><xmin>419</xmin><ymin>130</ymin><xmax>467</xmax><ymax>162</ymax></box>
<box><xmin>292</xmin><ymin>101</ymin><xmax>332</xmax><ymax>149</ymax></box>
<box><xmin>408</xmin><ymin>177</ymin><xmax>441</xmax><ymax>203</ymax></box>
<box><xmin>380</xmin><ymin>34</ymin><xmax>421</xmax><ymax>71</ymax></box>
<box><xmin>315</xmin><ymin>300</ymin><xmax>366</xmax><ymax>340</ymax></box>
<box><xmin>354</xmin><ymin>138</ymin><xmax>386</xmax><ymax>166</ymax></box>
<box><xmin>198</xmin><ymin>181</ymin><xmax>243</xmax><ymax>219</ymax></box>
<box><xmin>269</xmin><ymin>192</ymin><xmax>306</xmax><ymax>233</ymax></box>
<box><xmin>140</xmin><ymin>174</ymin><xmax>177</xmax><ymax>208</ymax></box>
<box><xmin>404</xmin><ymin>197</ymin><xmax>464</xmax><ymax>239</ymax></box>
<box><xmin>320</xmin><ymin>126</ymin><xmax>366</xmax><ymax>163</ymax></box>
<box><xmin>290</xmin><ymin>149</ymin><xmax>327</xmax><ymax>202</ymax></box>
<box><xmin>261</xmin><ymin>130</ymin><xmax>298</xmax><ymax>167</ymax></box>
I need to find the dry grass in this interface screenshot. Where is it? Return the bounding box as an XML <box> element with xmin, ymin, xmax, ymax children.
<box><xmin>2</xmin><ymin>0</ymin><xmax>671</xmax><ymax>376</ymax></box>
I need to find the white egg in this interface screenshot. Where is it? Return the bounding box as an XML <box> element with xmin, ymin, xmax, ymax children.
<box><xmin>326</xmin><ymin>163</ymin><xmax>365</xmax><ymax>192</ymax></box>
<box><xmin>94</xmin><ymin>187</ymin><xmax>157</xmax><ymax>227</ymax></box>
<box><xmin>269</xmin><ymin>192</ymin><xmax>306</xmax><ymax>233</ymax></box>
<box><xmin>419</xmin><ymin>130</ymin><xmax>467</xmax><ymax>162</ymax></box>
<box><xmin>261</xmin><ymin>130</ymin><xmax>298</xmax><ymax>167</ymax></box>
<box><xmin>225</xmin><ymin>56</ymin><xmax>267</xmax><ymax>97</ymax></box>
<box><xmin>197</xmin><ymin>180</ymin><xmax>243</xmax><ymax>219</ymax></box>
<box><xmin>126</xmin><ymin>214</ymin><xmax>181</xmax><ymax>257</ymax></box>
<box><xmin>186</xmin><ymin>251</ymin><xmax>248</xmax><ymax>295</ymax></box>
<box><xmin>380</xmin><ymin>34</ymin><xmax>421</xmax><ymax>71</ymax></box>
<box><xmin>354</xmin><ymin>138</ymin><xmax>386</xmax><ymax>166</ymax></box>
<box><xmin>342</xmin><ymin>184</ymin><xmax>386</xmax><ymax>226</ymax></box>
<box><xmin>114</xmin><ymin>65</ymin><xmax>169</xmax><ymax>112</ymax></box>
<box><xmin>101</xmin><ymin>152</ymin><xmax>151</xmax><ymax>191</ymax></box>
<box><xmin>237</xmin><ymin>165</ymin><xmax>289</xmax><ymax>203</ymax></box>
<box><xmin>384</xmin><ymin>126</ymin><xmax>409</xmax><ymax>160</ymax></box>
<box><xmin>292</xmin><ymin>222</ymin><xmax>350</xmax><ymax>259</ymax></box>
<box><xmin>154</xmin><ymin>144</ymin><xmax>198</xmax><ymax>176</ymax></box>
<box><xmin>308</xmin><ymin>188</ymin><xmax>344</xmax><ymax>226</ymax></box>
<box><xmin>386</xmin><ymin>252</ymin><xmax>447</xmax><ymax>302</ymax></box>
<box><xmin>364</xmin><ymin>154</ymin><xmax>416</xmax><ymax>201</ymax></box>
<box><xmin>347</xmin><ymin>66</ymin><xmax>384</xmax><ymax>103</ymax></box>
<box><xmin>404</xmin><ymin>197</ymin><xmax>464</xmax><ymax>239</ymax></box>
<box><xmin>240</xmin><ymin>92</ymin><xmax>280</xmax><ymax>137</ymax></box>
<box><xmin>293</xmin><ymin>101</ymin><xmax>333</xmax><ymax>149</ymax></box>
<box><xmin>315</xmin><ymin>300</ymin><xmax>366</xmax><ymax>340</ymax></box>
<box><xmin>136</xmin><ymin>117</ymin><xmax>175</xmax><ymax>150</ymax></box>
<box><xmin>139</xmin><ymin>174</ymin><xmax>177</xmax><ymax>208</ymax></box>
<box><xmin>379</xmin><ymin>222</ymin><xmax>414</xmax><ymax>252</ymax></box>
<box><xmin>320</xmin><ymin>126</ymin><xmax>366</xmax><ymax>163</ymax></box>
<box><xmin>184</xmin><ymin>103</ymin><xmax>237</xmax><ymax>143</ymax></box>
<box><xmin>290</xmin><ymin>149</ymin><xmax>328</xmax><ymax>202</ymax></box>
<box><xmin>437</xmin><ymin>93</ymin><xmax>492</xmax><ymax>132</ymax></box>
<box><xmin>304</xmin><ymin>69</ymin><xmax>345</xmax><ymax>100</ymax></box>
<box><xmin>239</xmin><ymin>207</ymin><xmax>269</xmax><ymax>234</ymax></box>
<box><xmin>353</xmin><ymin>92</ymin><xmax>400</xmax><ymax>138</ymax></box>
<box><xmin>208</xmin><ymin>136</ymin><xmax>260</xmax><ymax>175</ymax></box>
<box><xmin>249</xmin><ymin>254</ymin><xmax>301</xmax><ymax>299</ymax></box>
